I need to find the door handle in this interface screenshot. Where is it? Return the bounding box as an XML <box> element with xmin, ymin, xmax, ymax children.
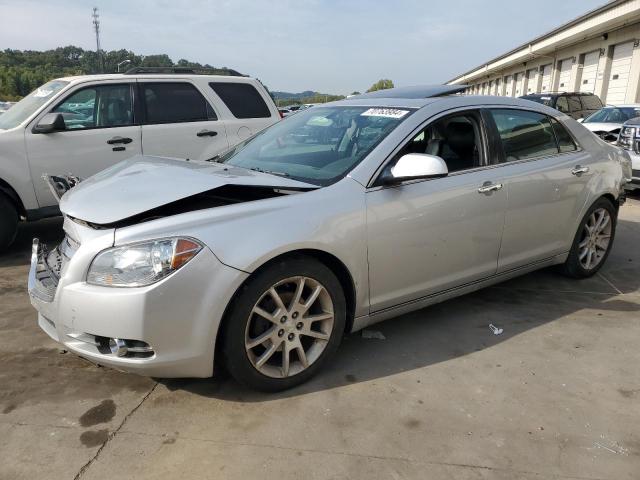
<box><xmin>107</xmin><ymin>136</ymin><xmax>132</xmax><ymax>145</ymax></box>
<box><xmin>478</xmin><ymin>182</ymin><xmax>503</xmax><ymax>195</ymax></box>
<box><xmin>571</xmin><ymin>165</ymin><xmax>590</xmax><ymax>176</ymax></box>
<box><xmin>197</xmin><ymin>129</ymin><xmax>218</xmax><ymax>137</ymax></box>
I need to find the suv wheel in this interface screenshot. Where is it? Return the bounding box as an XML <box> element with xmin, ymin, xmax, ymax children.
<box><xmin>0</xmin><ymin>194</ymin><xmax>18</xmax><ymax>250</ymax></box>
<box><xmin>561</xmin><ymin>197</ymin><xmax>617</xmax><ymax>278</ymax></box>
<box><xmin>223</xmin><ymin>256</ymin><xmax>346</xmax><ymax>392</ymax></box>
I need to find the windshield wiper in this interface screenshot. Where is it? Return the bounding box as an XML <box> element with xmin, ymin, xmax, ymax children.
<box><xmin>250</xmin><ymin>167</ymin><xmax>290</xmax><ymax>178</ymax></box>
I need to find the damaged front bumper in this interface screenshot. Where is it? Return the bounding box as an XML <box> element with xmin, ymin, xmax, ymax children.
<box><xmin>28</xmin><ymin>226</ymin><xmax>248</xmax><ymax>378</ymax></box>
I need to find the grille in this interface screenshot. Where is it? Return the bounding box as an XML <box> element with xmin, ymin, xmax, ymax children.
<box><xmin>32</xmin><ymin>234</ymin><xmax>80</xmax><ymax>302</ymax></box>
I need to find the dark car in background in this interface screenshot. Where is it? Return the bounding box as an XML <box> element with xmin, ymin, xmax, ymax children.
<box><xmin>520</xmin><ymin>92</ymin><xmax>603</xmax><ymax>120</ymax></box>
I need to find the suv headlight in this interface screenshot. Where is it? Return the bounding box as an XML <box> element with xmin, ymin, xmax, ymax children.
<box><xmin>87</xmin><ymin>237</ymin><xmax>203</xmax><ymax>287</ymax></box>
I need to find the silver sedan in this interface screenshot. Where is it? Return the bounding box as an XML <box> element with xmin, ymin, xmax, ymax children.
<box><xmin>29</xmin><ymin>86</ymin><xmax>632</xmax><ymax>391</ymax></box>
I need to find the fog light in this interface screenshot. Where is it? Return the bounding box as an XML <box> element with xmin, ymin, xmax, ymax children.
<box><xmin>109</xmin><ymin>338</ymin><xmax>128</xmax><ymax>357</ymax></box>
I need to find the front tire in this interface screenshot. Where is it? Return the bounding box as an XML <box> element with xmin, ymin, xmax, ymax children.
<box><xmin>561</xmin><ymin>197</ymin><xmax>617</xmax><ymax>278</ymax></box>
<box><xmin>222</xmin><ymin>256</ymin><xmax>346</xmax><ymax>392</ymax></box>
<box><xmin>0</xmin><ymin>194</ymin><xmax>18</xmax><ymax>251</ymax></box>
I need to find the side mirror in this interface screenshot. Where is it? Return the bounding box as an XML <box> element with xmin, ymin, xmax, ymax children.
<box><xmin>383</xmin><ymin>153</ymin><xmax>449</xmax><ymax>185</ymax></box>
<box><xmin>577</xmin><ymin>118</ymin><xmax>584</xmax><ymax>123</ymax></box>
<box><xmin>33</xmin><ymin>113</ymin><xmax>66</xmax><ymax>134</ymax></box>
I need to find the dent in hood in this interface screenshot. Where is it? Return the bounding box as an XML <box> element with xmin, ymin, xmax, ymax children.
<box><xmin>60</xmin><ymin>155</ymin><xmax>317</xmax><ymax>226</ymax></box>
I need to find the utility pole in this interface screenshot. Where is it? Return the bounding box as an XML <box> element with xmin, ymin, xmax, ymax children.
<box><xmin>92</xmin><ymin>7</ymin><xmax>102</xmax><ymax>73</ymax></box>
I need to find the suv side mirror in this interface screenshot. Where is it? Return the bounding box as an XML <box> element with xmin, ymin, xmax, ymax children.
<box><xmin>576</xmin><ymin>117</ymin><xmax>584</xmax><ymax>123</ymax></box>
<box><xmin>382</xmin><ymin>153</ymin><xmax>449</xmax><ymax>185</ymax></box>
<box><xmin>33</xmin><ymin>113</ymin><xmax>66</xmax><ymax>134</ymax></box>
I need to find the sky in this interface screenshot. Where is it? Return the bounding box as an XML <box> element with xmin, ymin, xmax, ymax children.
<box><xmin>0</xmin><ymin>0</ymin><xmax>607</xmax><ymax>94</ymax></box>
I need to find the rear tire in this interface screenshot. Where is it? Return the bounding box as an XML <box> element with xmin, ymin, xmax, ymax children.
<box><xmin>222</xmin><ymin>256</ymin><xmax>346</xmax><ymax>392</ymax></box>
<box><xmin>0</xmin><ymin>194</ymin><xmax>18</xmax><ymax>251</ymax></box>
<box><xmin>561</xmin><ymin>197</ymin><xmax>617</xmax><ymax>278</ymax></box>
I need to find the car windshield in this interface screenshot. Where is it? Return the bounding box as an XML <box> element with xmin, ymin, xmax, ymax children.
<box><xmin>583</xmin><ymin>107</ymin><xmax>640</xmax><ymax>124</ymax></box>
<box><xmin>219</xmin><ymin>105</ymin><xmax>412</xmax><ymax>186</ymax></box>
<box><xmin>522</xmin><ymin>95</ymin><xmax>554</xmax><ymax>107</ymax></box>
<box><xmin>0</xmin><ymin>80</ymin><xmax>69</xmax><ymax>130</ymax></box>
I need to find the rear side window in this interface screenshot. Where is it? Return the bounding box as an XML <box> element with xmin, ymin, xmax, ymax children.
<box><xmin>581</xmin><ymin>95</ymin><xmax>603</xmax><ymax>110</ymax></box>
<box><xmin>551</xmin><ymin>118</ymin><xmax>578</xmax><ymax>153</ymax></box>
<box><xmin>209</xmin><ymin>82</ymin><xmax>271</xmax><ymax>119</ymax></box>
<box><xmin>490</xmin><ymin>109</ymin><xmax>558</xmax><ymax>161</ymax></box>
<box><xmin>567</xmin><ymin>96</ymin><xmax>582</xmax><ymax>113</ymax></box>
<box><xmin>142</xmin><ymin>82</ymin><xmax>216</xmax><ymax>124</ymax></box>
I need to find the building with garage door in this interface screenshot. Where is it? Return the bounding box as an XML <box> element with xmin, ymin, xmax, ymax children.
<box><xmin>447</xmin><ymin>0</ymin><xmax>640</xmax><ymax>105</ymax></box>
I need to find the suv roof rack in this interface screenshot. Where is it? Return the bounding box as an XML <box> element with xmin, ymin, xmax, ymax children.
<box><xmin>123</xmin><ymin>66</ymin><xmax>246</xmax><ymax>76</ymax></box>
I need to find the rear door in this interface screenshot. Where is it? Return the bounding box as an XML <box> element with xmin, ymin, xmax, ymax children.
<box><xmin>139</xmin><ymin>81</ymin><xmax>229</xmax><ymax>161</ymax></box>
<box><xmin>25</xmin><ymin>81</ymin><xmax>142</xmax><ymax>207</ymax></box>
<box><xmin>485</xmin><ymin>108</ymin><xmax>593</xmax><ymax>271</ymax></box>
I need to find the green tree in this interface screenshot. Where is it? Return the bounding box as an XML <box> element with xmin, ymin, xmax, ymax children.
<box><xmin>366</xmin><ymin>79</ymin><xmax>394</xmax><ymax>92</ymax></box>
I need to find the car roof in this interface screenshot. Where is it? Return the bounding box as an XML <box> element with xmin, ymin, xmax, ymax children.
<box><xmin>54</xmin><ymin>73</ymin><xmax>257</xmax><ymax>84</ymax></box>
<box><xmin>330</xmin><ymin>92</ymin><xmax>564</xmax><ymax>112</ymax></box>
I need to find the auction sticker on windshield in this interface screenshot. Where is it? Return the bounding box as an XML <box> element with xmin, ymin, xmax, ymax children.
<box><xmin>361</xmin><ymin>108</ymin><xmax>409</xmax><ymax>119</ymax></box>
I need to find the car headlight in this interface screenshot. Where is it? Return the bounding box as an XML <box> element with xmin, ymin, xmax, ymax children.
<box><xmin>87</xmin><ymin>237</ymin><xmax>203</xmax><ymax>287</ymax></box>
<box><xmin>618</xmin><ymin>126</ymin><xmax>639</xmax><ymax>151</ymax></box>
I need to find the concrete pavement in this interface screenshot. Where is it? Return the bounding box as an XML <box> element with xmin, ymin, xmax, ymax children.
<box><xmin>1</xmin><ymin>197</ymin><xmax>639</xmax><ymax>479</ymax></box>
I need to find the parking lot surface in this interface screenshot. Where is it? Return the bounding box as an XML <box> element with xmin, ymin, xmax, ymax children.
<box><xmin>1</xmin><ymin>197</ymin><xmax>639</xmax><ymax>480</ymax></box>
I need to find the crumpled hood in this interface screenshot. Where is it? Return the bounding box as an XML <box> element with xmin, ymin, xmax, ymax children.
<box><xmin>583</xmin><ymin>122</ymin><xmax>622</xmax><ymax>133</ymax></box>
<box><xmin>60</xmin><ymin>155</ymin><xmax>317</xmax><ymax>224</ymax></box>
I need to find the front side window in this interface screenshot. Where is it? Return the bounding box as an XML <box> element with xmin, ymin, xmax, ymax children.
<box><xmin>209</xmin><ymin>82</ymin><xmax>271</xmax><ymax>119</ymax></box>
<box><xmin>389</xmin><ymin>112</ymin><xmax>484</xmax><ymax>174</ymax></box>
<box><xmin>219</xmin><ymin>106</ymin><xmax>412</xmax><ymax>186</ymax></box>
<box><xmin>53</xmin><ymin>84</ymin><xmax>133</xmax><ymax>130</ymax></box>
<box><xmin>142</xmin><ymin>82</ymin><xmax>216</xmax><ymax>124</ymax></box>
<box><xmin>490</xmin><ymin>109</ymin><xmax>558</xmax><ymax>161</ymax></box>
<box><xmin>0</xmin><ymin>80</ymin><xmax>69</xmax><ymax>130</ymax></box>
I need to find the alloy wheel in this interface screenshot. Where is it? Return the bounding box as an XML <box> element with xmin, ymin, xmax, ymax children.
<box><xmin>578</xmin><ymin>207</ymin><xmax>612</xmax><ymax>270</ymax></box>
<box><xmin>245</xmin><ymin>276</ymin><xmax>334</xmax><ymax>378</ymax></box>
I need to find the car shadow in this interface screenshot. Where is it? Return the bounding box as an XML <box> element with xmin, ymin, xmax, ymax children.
<box><xmin>3</xmin><ymin>209</ymin><xmax>638</xmax><ymax>402</ymax></box>
<box><xmin>161</xmin><ymin>215</ymin><xmax>640</xmax><ymax>402</ymax></box>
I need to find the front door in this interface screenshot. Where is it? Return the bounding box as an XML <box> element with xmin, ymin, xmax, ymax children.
<box><xmin>366</xmin><ymin>110</ymin><xmax>506</xmax><ymax>312</ymax></box>
<box><xmin>25</xmin><ymin>82</ymin><xmax>141</xmax><ymax>207</ymax></box>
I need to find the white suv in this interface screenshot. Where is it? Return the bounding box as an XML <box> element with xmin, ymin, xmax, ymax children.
<box><xmin>0</xmin><ymin>68</ymin><xmax>280</xmax><ymax>249</ymax></box>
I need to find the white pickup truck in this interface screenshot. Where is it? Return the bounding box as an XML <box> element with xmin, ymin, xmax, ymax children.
<box><xmin>0</xmin><ymin>68</ymin><xmax>281</xmax><ymax>249</ymax></box>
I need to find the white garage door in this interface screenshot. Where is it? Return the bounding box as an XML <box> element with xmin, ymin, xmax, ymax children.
<box><xmin>558</xmin><ymin>58</ymin><xmax>573</xmax><ymax>90</ymax></box>
<box><xmin>504</xmin><ymin>76</ymin><xmax>513</xmax><ymax>97</ymax></box>
<box><xmin>580</xmin><ymin>50</ymin><xmax>600</xmax><ymax>94</ymax></box>
<box><xmin>514</xmin><ymin>72</ymin><xmax>525</xmax><ymax>96</ymax></box>
<box><xmin>526</xmin><ymin>68</ymin><xmax>538</xmax><ymax>94</ymax></box>
<box><xmin>607</xmin><ymin>42</ymin><xmax>634</xmax><ymax>105</ymax></box>
<box><xmin>540</xmin><ymin>64</ymin><xmax>552</xmax><ymax>92</ymax></box>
